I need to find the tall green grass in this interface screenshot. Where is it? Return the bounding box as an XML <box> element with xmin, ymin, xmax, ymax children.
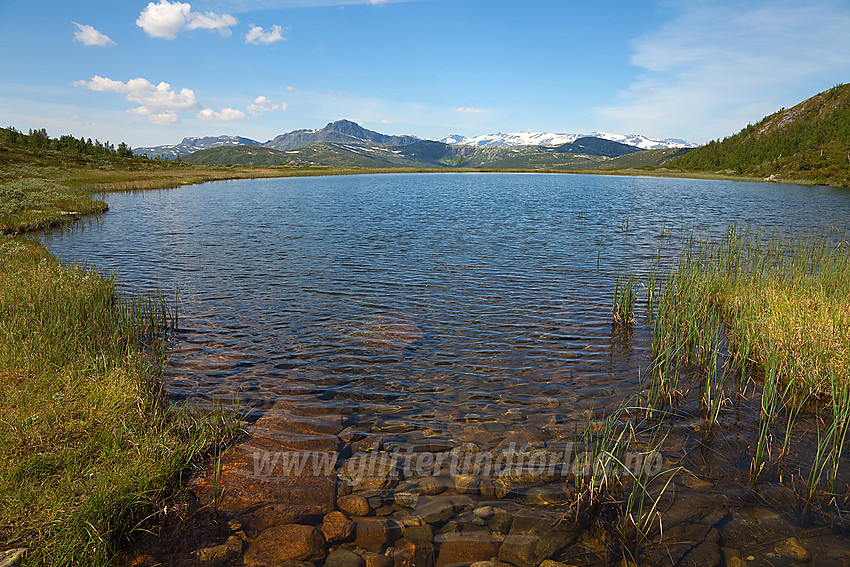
<box><xmin>0</xmin><ymin>235</ymin><xmax>240</xmax><ymax>566</ymax></box>
<box><xmin>645</xmin><ymin>225</ymin><xmax>850</xmax><ymax>497</ymax></box>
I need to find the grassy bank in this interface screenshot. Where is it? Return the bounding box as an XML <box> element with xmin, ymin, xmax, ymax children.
<box><xmin>642</xmin><ymin>226</ymin><xmax>850</xmax><ymax>495</ymax></box>
<box><xmin>0</xmin><ymin>236</ymin><xmax>240</xmax><ymax>565</ymax></box>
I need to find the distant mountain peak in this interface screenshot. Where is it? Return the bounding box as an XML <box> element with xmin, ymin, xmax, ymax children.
<box><xmin>264</xmin><ymin>119</ymin><xmax>419</xmax><ymax>151</ymax></box>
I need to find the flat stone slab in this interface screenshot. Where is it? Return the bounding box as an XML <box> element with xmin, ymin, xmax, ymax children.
<box><xmin>192</xmin><ymin>399</ymin><xmax>343</xmax><ymax>530</ymax></box>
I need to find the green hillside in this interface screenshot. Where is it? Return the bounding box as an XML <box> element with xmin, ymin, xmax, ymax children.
<box><xmin>181</xmin><ymin>139</ymin><xmax>683</xmax><ymax>171</ymax></box>
<box><xmin>670</xmin><ymin>83</ymin><xmax>850</xmax><ymax>186</ymax></box>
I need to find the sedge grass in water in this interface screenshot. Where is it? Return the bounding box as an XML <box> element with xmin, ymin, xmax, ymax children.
<box><xmin>0</xmin><ymin>235</ymin><xmax>240</xmax><ymax>566</ymax></box>
<box><xmin>645</xmin><ymin>225</ymin><xmax>850</xmax><ymax>499</ymax></box>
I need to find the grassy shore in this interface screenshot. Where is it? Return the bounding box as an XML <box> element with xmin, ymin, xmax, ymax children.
<box><xmin>0</xmin><ymin>235</ymin><xmax>241</xmax><ymax>565</ymax></box>
<box><xmin>1</xmin><ymin>138</ymin><xmax>255</xmax><ymax>564</ymax></box>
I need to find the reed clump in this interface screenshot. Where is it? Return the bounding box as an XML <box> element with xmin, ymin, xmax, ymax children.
<box><xmin>647</xmin><ymin>225</ymin><xmax>850</xmax><ymax>495</ymax></box>
<box><xmin>0</xmin><ymin>235</ymin><xmax>240</xmax><ymax>566</ymax></box>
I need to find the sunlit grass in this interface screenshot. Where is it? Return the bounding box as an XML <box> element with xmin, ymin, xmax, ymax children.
<box><xmin>0</xmin><ymin>236</ymin><xmax>240</xmax><ymax>566</ymax></box>
<box><xmin>646</xmin><ymin>225</ymin><xmax>850</xmax><ymax>496</ymax></box>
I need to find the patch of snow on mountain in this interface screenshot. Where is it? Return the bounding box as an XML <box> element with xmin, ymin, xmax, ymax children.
<box><xmin>438</xmin><ymin>130</ymin><xmax>696</xmax><ymax>150</ymax></box>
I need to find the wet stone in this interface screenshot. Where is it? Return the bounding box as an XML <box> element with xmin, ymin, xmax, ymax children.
<box><xmin>321</xmin><ymin>511</ymin><xmax>355</xmax><ymax>544</ymax></box>
<box><xmin>478</xmin><ymin>480</ymin><xmax>496</xmax><ymax>499</ymax></box>
<box><xmin>340</xmin><ymin>452</ymin><xmax>399</xmax><ymax>492</ymax></box>
<box><xmin>338</xmin><ymin>495</ymin><xmax>372</xmax><ymax>517</ymax></box>
<box><xmin>326</xmin><ymin>549</ymin><xmax>367</xmax><ymax>567</ymax></box>
<box><xmin>497</xmin><ymin>510</ymin><xmax>576</xmax><ymax>567</ymax></box>
<box><xmin>243</xmin><ymin>524</ymin><xmax>327</xmax><ymax>566</ymax></box>
<box><xmin>774</xmin><ymin>537</ymin><xmax>811</xmax><ymax>563</ymax></box>
<box><xmin>192</xmin><ymin>536</ymin><xmax>243</xmax><ymax>563</ymax></box>
<box><xmin>435</xmin><ymin>521</ymin><xmax>459</xmax><ymax>537</ymax></box>
<box><xmin>680</xmin><ymin>541</ymin><xmax>722</xmax><ymax>567</ymax></box>
<box><xmin>418</xmin><ymin>476</ymin><xmax>450</xmax><ymax>495</ymax></box>
<box><xmin>681</xmin><ymin>474</ymin><xmax>714</xmax><ymax>492</ymax></box>
<box><xmin>395</xmin><ymin>491</ymin><xmax>420</xmax><ymax>509</ymax></box>
<box><xmin>340</xmin><ymin>426</ymin><xmax>367</xmax><ymax>443</ymax></box>
<box><xmin>452</xmin><ymin>474</ymin><xmax>479</xmax><ymax>495</ymax></box>
<box><xmin>392</xmin><ymin>537</ymin><xmax>435</xmax><ymax>567</ymax></box>
<box><xmin>404</xmin><ymin>524</ymin><xmax>434</xmax><ymax>544</ymax></box>
<box><xmin>354</xmin><ymin>517</ymin><xmax>404</xmax><ymax>553</ymax></box>
<box><xmin>722</xmin><ymin>548</ymin><xmax>745</xmax><ymax>567</ymax></box>
<box><xmin>416</xmin><ymin>498</ymin><xmax>456</xmax><ymax>525</ymax></box>
<box><xmin>435</xmin><ymin>532</ymin><xmax>500</xmax><ymax>567</ymax></box>
<box><xmin>487</xmin><ymin>508</ymin><xmax>512</xmax><ymax>534</ymax></box>
<box><xmin>361</xmin><ymin>550</ymin><xmax>395</xmax><ymax>567</ymax></box>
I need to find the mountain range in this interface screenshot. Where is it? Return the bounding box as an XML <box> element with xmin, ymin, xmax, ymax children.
<box><xmin>438</xmin><ymin>131</ymin><xmax>695</xmax><ymax>150</ymax></box>
<box><xmin>133</xmin><ymin>120</ymin><xmax>694</xmax><ymax>160</ymax></box>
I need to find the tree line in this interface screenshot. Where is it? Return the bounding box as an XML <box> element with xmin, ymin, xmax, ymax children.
<box><xmin>1</xmin><ymin>126</ymin><xmax>136</xmax><ymax>159</ymax></box>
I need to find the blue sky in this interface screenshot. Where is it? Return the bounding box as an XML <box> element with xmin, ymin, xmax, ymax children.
<box><xmin>1</xmin><ymin>0</ymin><xmax>848</xmax><ymax>147</ymax></box>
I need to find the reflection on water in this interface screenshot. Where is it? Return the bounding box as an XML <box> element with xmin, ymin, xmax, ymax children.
<box><xmin>41</xmin><ymin>173</ymin><xmax>850</xmax><ymax>564</ymax></box>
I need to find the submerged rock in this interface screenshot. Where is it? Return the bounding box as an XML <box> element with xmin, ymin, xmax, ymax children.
<box><xmin>338</xmin><ymin>494</ymin><xmax>372</xmax><ymax>517</ymax></box>
<box><xmin>497</xmin><ymin>510</ymin><xmax>576</xmax><ymax>567</ymax></box>
<box><xmin>774</xmin><ymin>537</ymin><xmax>811</xmax><ymax>563</ymax></box>
<box><xmin>392</xmin><ymin>537</ymin><xmax>435</xmax><ymax>567</ymax></box>
<box><xmin>435</xmin><ymin>532</ymin><xmax>500</xmax><ymax>567</ymax></box>
<box><xmin>326</xmin><ymin>548</ymin><xmax>367</xmax><ymax>567</ymax></box>
<box><xmin>354</xmin><ymin>517</ymin><xmax>403</xmax><ymax>552</ymax></box>
<box><xmin>243</xmin><ymin>524</ymin><xmax>327</xmax><ymax>566</ymax></box>
<box><xmin>322</xmin><ymin>511</ymin><xmax>355</xmax><ymax>543</ymax></box>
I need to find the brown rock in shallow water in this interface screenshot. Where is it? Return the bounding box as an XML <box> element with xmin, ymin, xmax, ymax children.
<box><xmin>361</xmin><ymin>550</ymin><xmax>395</xmax><ymax>567</ymax></box>
<box><xmin>322</xmin><ymin>510</ymin><xmax>355</xmax><ymax>543</ymax></box>
<box><xmin>325</xmin><ymin>549</ymin><xmax>367</xmax><ymax>567</ymax></box>
<box><xmin>393</xmin><ymin>537</ymin><xmax>435</xmax><ymax>567</ymax></box>
<box><xmin>354</xmin><ymin>517</ymin><xmax>404</xmax><ymax>552</ymax></box>
<box><xmin>243</xmin><ymin>524</ymin><xmax>327</xmax><ymax>566</ymax></box>
<box><xmin>192</xmin><ymin>400</ymin><xmax>341</xmax><ymax>530</ymax></box>
<box><xmin>435</xmin><ymin>532</ymin><xmax>500</xmax><ymax>567</ymax></box>
<box><xmin>680</xmin><ymin>542</ymin><xmax>722</xmax><ymax>567</ymax></box>
<box><xmin>774</xmin><ymin>537</ymin><xmax>811</xmax><ymax>563</ymax></box>
<box><xmin>338</xmin><ymin>494</ymin><xmax>372</xmax><ymax>516</ymax></box>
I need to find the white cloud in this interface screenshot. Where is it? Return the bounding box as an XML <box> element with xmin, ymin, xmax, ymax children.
<box><xmin>74</xmin><ymin>75</ymin><xmax>200</xmax><ymax>123</ymax></box>
<box><xmin>245</xmin><ymin>24</ymin><xmax>286</xmax><ymax>44</ymax></box>
<box><xmin>246</xmin><ymin>95</ymin><xmax>286</xmax><ymax>116</ymax></box>
<box><xmin>187</xmin><ymin>11</ymin><xmax>238</xmax><ymax>34</ymax></box>
<box><xmin>136</xmin><ymin>0</ymin><xmax>237</xmax><ymax>39</ymax></box>
<box><xmin>595</xmin><ymin>0</ymin><xmax>850</xmax><ymax>143</ymax></box>
<box><xmin>456</xmin><ymin>107</ymin><xmax>481</xmax><ymax>113</ymax></box>
<box><xmin>72</xmin><ymin>22</ymin><xmax>115</xmax><ymax>46</ymax></box>
<box><xmin>198</xmin><ymin>107</ymin><xmax>248</xmax><ymax>121</ymax></box>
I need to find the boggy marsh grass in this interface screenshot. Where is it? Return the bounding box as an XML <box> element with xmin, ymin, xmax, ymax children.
<box><xmin>0</xmin><ymin>235</ymin><xmax>240</xmax><ymax>566</ymax></box>
<box><xmin>644</xmin><ymin>225</ymin><xmax>850</xmax><ymax>500</ymax></box>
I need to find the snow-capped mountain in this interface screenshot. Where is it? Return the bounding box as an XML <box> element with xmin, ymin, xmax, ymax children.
<box><xmin>134</xmin><ymin>135</ymin><xmax>261</xmax><ymax>159</ymax></box>
<box><xmin>438</xmin><ymin>131</ymin><xmax>696</xmax><ymax>150</ymax></box>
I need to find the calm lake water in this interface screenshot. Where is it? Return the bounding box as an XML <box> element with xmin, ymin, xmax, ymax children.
<box><xmin>41</xmin><ymin>173</ymin><xmax>850</xmax><ymax>564</ymax></box>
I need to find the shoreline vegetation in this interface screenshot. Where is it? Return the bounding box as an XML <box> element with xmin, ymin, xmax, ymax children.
<box><xmin>1</xmin><ymin>122</ymin><xmax>848</xmax><ymax>565</ymax></box>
